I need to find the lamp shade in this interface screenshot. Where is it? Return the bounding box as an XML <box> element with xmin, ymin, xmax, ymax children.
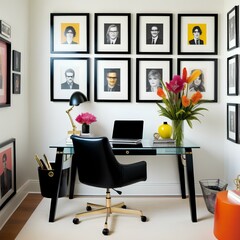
<box><xmin>69</xmin><ymin>91</ymin><xmax>88</xmax><ymax>106</ymax></box>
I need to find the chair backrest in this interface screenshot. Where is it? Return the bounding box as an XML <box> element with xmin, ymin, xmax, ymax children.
<box><xmin>71</xmin><ymin>135</ymin><xmax>123</xmax><ymax>188</ymax></box>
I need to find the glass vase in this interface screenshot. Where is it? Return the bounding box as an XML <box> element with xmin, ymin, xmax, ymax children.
<box><xmin>82</xmin><ymin>123</ymin><xmax>90</xmax><ymax>134</ymax></box>
<box><xmin>172</xmin><ymin>120</ymin><xmax>184</xmax><ymax>146</ymax></box>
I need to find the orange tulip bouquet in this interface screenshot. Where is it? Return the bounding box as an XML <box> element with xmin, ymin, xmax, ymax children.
<box><xmin>156</xmin><ymin>68</ymin><xmax>207</xmax><ymax>145</ymax></box>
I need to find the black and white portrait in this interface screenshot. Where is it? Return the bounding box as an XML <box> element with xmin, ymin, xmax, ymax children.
<box><xmin>104</xmin><ymin>68</ymin><xmax>121</xmax><ymax>92</ymax></box>
<box><xmin>104</xmin><ymin>24</ymin><xmax>121</xmax><ymax>44</ymax></box>
<box><xmin>189</xmin><ymin>69</ymin><xmax>206</xmax><ymax>92</ymax></box>
<box><xmin>146</xmin><ymin>24</ymin><xmax>163</xmax><ymax>45</ymax></box>
<box><xmin>146</xmin><ymin>69</ymin><xmax>162</xmax><ymax>92</ymax></box>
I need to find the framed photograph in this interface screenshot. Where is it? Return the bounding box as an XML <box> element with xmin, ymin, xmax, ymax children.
<box><xmin>0</xmin><ymin>36</ymin><xmax>11</xmax><ymax>108</ymax></box>
<box><xmin>12</xmin><ymin>73</ymin><xmax>21</xmax><ymax>94</ymax></box>
<box><xmin>0</xmin><ymin>21</ymin><xmax>11</xmax><ymax>39</ymax></box>
<box><xmin>136</xmin><ymin>13</ymin><xmax>173</xmax><ymax>54</ymax></box>
<box><xmin>12</xmin><ymin>50</ymin><xmax>21</xmax><ymax>72</ymax></box>
<box><xmin>177</xmin><ymin>58</ymin><xmax>218</xmax><ymax>102</ymax></box>
<box><xmin>136</xmin><ymin>58</ymin><xmax>172</xmax><ymax>102</ymax></box>
<box><xmin>227</xmin><ymin>54</ymin><xmax>239</xmax><ymax>96</ymax></box>
<box><xmin>227</xmin><ymin>103</ymin><xmax>240</xmax><ymax>143</ymax></box>
<box><xmin>227</xmin><ymin>6</ymin><xmax>239</xmax><ymax>51</ymax></box>
<box><xmin>50</xmin><ymin>13</ymin><xmax>89</xmax><ymax>53</ymax></box>
<box><xmin>95</xmin><ymin>13</ymin><xmax>131</xmax><ymax>54</ymax></box>
<box><xmin>0</xmin><ymin>138</ymin><xmax>16</xmax><ymax>210</ymax></box>
<box><xmin>50</xmin><ymin>57</ymin><xmax>90</xmax><ymax>102</ymax></box>
<box><xmin>94</xmin><ymin>58</ymin><xmax>131</xmax><ymax>102</ymax></box>
<box><xmin>178</xmin><ymin>14</ymin><xmax>218</xmax><ymax>55</ymax></box>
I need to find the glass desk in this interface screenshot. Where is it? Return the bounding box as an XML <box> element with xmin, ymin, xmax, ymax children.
<box><xmin>49</xmin><ymin>139</ymin><xmax>199</xmax><ymax>223</ymax></box>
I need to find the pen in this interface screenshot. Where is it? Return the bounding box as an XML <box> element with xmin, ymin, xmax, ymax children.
<box><xmin>34</xmin><ymin>154</ymin><xmax>44</xmax><ymax>169</ymax></box>
<box><xmin>43</xmin><ymin>154</ymin><xmax>52</xmax><ymax>170</ymax></box>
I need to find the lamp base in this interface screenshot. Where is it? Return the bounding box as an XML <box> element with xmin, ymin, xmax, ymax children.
<box><xmin>67</xmin><ymin>130</ymin><xmax>80</xmax><ymax>135</ymax></box>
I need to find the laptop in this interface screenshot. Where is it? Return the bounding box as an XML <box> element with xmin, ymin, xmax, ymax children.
<box><xmin>110</xmin><ymin>120</ymin><xmax>144</xmax><ymax>144</ymax></box>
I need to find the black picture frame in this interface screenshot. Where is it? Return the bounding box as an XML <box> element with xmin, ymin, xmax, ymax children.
<box><xmin>136</xmin><ymin>13</ymin><xmax>173</xmax><ymax>54</ymax></box>
<box><xmin>227</xmin><ymin>54</ymin><xmax>239</xmax><ymax>96</ymax></box>
<box><xmin>50</xmin><ymin>13</ymin><xmax>90</xmax><ymax>54</ymax></box>
<box><xmin>177</xmin><ymin>58</ymin><xmax>218</xmax><ymax>102</ymax></box>
<box><xmin>0</xmin><ymin>36</ymin><xmax>11</xmax><ymax>108</ymax></box>
<box><xmin>0</xmin><ymin>138</ymin><xmax>16</xmax><ymax>210</ymax></box>
<box><xmin>0</xmin><ymin>20</ymin><xmax>11</xmax><ymax>39</ymax></box>
<box><xmin>50</xmin><ymin>57</ymin><xmax>90</xmax><ymax>102</ymax></box>
<box><xmin>136</xmin><ymin>58</ymin><xmax>172</xmax><ymax>102</ymax></box>
<box><xmin>12</xmin><ymin>50</ymin><xmax>21</xmax><ymax>72</ymax></box>
<box><xmin>227</xmin><ymin>5</ymin><xmax>239</xmax><ymax>51</ymax></box>
<box><xmin>227</xmin><ymin>103</ymin><xmax>240</xmax><ymax>143</ymax></box>
<box><xmin>94</xmin><ymin>58</ymin><xmax>131</xmax><ymax>102</ymax></box>
<box><xmin>12</xmin><ymin>73</ymin><xmax>21</xmax><ymax>94</ymax></box>
<box><xmin>95</xmin><ymin>13</ymin><xmax>131</xmax><ymax>54</ymax></box>
<box><xmin>178</xmin><ymin>14</ymin><xmax>218</xmax><ymax>55</ymax></box>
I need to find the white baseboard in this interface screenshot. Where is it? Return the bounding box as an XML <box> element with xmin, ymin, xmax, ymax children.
<box><xmin>73</xmin><ymin>182</ymin><xmax>187</xmax><ymax>196</ymax></box>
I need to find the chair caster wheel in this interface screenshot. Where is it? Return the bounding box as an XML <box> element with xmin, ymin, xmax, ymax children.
<box><xmin>73</xmin><ymin>218</ymin><xmax>80</xmax><ymax>224</ymax></box>
<box><xmin>122</xmin><ymin>205</ymin><xmax>127</xmax><ymax>209</ymax></box>
<box><xmin>141</xmin><ymin>216</ymin><xmax>147</xmax><ymax>222</ymax></box>
<box><xmin>86</xmin><ymin>206</ymin><xmax>92</xmax><ymax>211</ymax></box>
<box><xmin>102</xmin><ymin>228</ymin><xmax>109</xmax><ymax>235</ymax></box>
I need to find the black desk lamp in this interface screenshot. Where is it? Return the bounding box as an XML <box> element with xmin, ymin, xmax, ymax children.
<box><xmin>66</xmin><ymin>91</ymin><xmax>88</xmax><ymax>135</ymax></box>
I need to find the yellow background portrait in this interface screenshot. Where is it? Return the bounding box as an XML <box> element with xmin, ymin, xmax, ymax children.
<box><xmin>188</xmin><ymin>23</ymin><xmax>207</xmax><ymax>45</ymax></box>
<box><xmin>61</xmin><ymin>23</ymin><xmax>80</xmax><ymax>44</ymax></box>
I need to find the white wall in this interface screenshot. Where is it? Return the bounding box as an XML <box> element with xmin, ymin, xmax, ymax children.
<box><xmin>28</xmin><ymin>0</ymin><xmax>226</xmax><ymax>196</ymax></box>
<box><xmin>3</xmin><ymin>0</ymin><xmax>240</xmax><ymax>229</ymax></box>
<box><xmin>223</xmin><ymin>0</ymin><xmax>240</xmax><ymax>189</ymax></box>
<box><xmin>0</xmin><ymin>0</ymin><xmax>30</xmax><ymax>229</ymax></box>
<box><xmin>0</xmin><ymin>0</ymin><xmax>30</xmax><ymax>187</ymax></box>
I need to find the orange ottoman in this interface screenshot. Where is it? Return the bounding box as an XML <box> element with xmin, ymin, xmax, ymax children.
<box><xmin>214</xmin><ymin>191</ymin><xmax>240</xmax><ymax>240</ymax></box>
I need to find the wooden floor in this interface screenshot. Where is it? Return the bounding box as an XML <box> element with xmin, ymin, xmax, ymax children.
<box><xmin>0</xmin><ymin>193</ymin><xmax>43</xmax><ymax>240</ymax></box>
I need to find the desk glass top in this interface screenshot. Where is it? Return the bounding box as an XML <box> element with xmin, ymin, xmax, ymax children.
<box><xmin>50</xmin><ymin>138</ymin><xmax>200</xmax><ymax>155</ymax></box>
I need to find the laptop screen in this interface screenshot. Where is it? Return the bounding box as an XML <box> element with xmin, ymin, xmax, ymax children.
<box><xmin>112</xmin><ymin>120</ymin><xmax>144</xmax><ymax>139</ymax></box>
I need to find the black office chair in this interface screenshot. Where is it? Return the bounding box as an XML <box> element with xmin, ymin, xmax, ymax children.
<box><xmin>71</xmin><ymin>135</ymin><xmax>147</xmax><ymax>235</ymax></box>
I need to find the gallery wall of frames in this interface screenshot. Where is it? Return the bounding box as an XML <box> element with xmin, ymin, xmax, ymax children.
<box><xmin>50</xmin><ymin>12</ymin><xmax>220</xmax><ymax>103</ymax></box>
<box><xmin>226</xmin><ymin>5</ymin><xmax>240</xmax><ymax>144</ymax></box>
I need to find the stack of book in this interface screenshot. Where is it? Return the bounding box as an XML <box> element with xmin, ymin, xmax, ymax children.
<box><xmin>153</xmin><ymin>138</ymin><xmax>176</xmax><ymax>145</ymax></box>
<box><xmin>227</xmin><ymin>190</ymin><xmax>240</xmax><ymax>204</ymax></box>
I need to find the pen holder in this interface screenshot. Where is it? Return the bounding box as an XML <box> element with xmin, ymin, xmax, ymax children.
<box><xmin>38</xmin><ymin>163</ymin><xmax>70</xmax><ymax>198</ymax></box>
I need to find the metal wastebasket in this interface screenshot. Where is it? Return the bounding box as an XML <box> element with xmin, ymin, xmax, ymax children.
<box><xmin>199</xmin><ymin>179</ymin><xmax>228</xmax><ymax>214</ymax></box>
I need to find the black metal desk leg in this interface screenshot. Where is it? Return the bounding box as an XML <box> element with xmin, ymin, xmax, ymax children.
<box><xmin>177</xmin><ymin>155</ymin><xmax>186</xmax><ymax>199</ymax></box>
<box><xmin>185</xmin><ymin>147</ymin><xmax>197</xmax><ymax>222</ymax></box>
<box><xmin>69</xmin><ymin>154</ymin><xmax>77</xmax><ymax>199</ymax></box>
<box><xmin>49</xmin><ymin>147</ymin><xmax>64</xmax><ymax>222</ymax></box>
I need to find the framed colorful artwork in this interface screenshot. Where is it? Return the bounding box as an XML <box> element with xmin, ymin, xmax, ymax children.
<box><xmin>95</xmin><ymin>13</ymin><xmax>131</xmax><ymax>54</ymax></box>
<box><xmin>136</xmin><ymin>13</ymin><xmax>173</xmax><ymax>54</ymax></box>
<box><xmin>94</xmin><ymin>58</ymin><xmax>131</xmax><ymax>102</ymax></box>
<box><xmin>50</xmin><ymin>13</ymin><xmax>89</xmax><ymax>53</ymax></box>
<box><xmin>50</xmin><ymin>57</ymin><xmax>90</xmax><ymax>101</ymax></box>
<box><xmin>178</xmin><ymin>14</ymin><xmax>218</xmax><ymax>55</ymax></box>
<box><xmin>0</xmin><ymin>36</ymin><xmax>11</xmax><ymax>107</ymax></box>
<box><xmin>0</xmin><ymin>138</ymin><xmax>16</xmax><ymax>210</ymax></box>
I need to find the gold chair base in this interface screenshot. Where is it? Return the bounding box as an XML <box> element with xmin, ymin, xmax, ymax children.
<box><xmin>73</xmin><ymin>189</ymin><xmax>146</xmax><ymax>235</ymax></box>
